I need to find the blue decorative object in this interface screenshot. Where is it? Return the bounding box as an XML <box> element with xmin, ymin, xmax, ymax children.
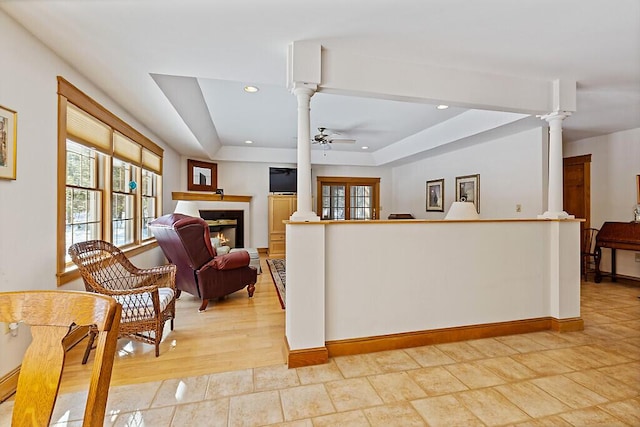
<box><xmin>129</xmin><ymin>181</ymin><xmax>137</xmax><ymax>191</ymax></box>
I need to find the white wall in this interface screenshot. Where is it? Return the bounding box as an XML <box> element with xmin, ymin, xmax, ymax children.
<box><xmin>390</xmin><ymin>127</ymin><xmax>548</xmax><ymax>219</ymax></box>
<box><xmin>564</xmin><ymin>128</ymin><xmax>640</xmax><ymax>278</ymax></box>
<box><xmin>178</xmin><ymin>159</ymin><xmax>392</xmax><ymax>248</ymax></box>
<box><xmin>0</xmin><ymin>10</ymin><xmax>180</xmax><ymax>378</ymax></box>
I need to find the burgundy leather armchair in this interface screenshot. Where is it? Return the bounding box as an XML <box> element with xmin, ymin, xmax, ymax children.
<box><xmin>149</xmin><ymin>214</ymin><xmax>257</xmax><ymax>311</ymax></box>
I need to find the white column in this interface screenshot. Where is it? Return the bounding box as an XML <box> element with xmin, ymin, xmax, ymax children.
<box><xmin>539</xmin><ymin>111</ymin><xmax>573</xmax><ymax>219</ymax></box>
<box><xmin>291</xmin><ymin>82</ymin><xmax>320</xmax><ymax>222</ymax></box>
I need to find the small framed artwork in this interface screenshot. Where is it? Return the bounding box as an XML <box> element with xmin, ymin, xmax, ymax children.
<box><xmin>456</xmin><ymin>174</ymin><xmax>480</xmax><ymax>213</ymax></box>
<box><xmin>187</xmin><ymin>159</ymin><xmax>217</xmax><ymax>192</ymax></box>
<box><xmin>426</xmin><ymin>178</ymin><xmax>445</xmax><ymax>212</ymax></box>
<box><xmin>637</xmin><ymin>175</ymin><xmax>640</xmax><ymax>204</ymax></box>
<box><xmin>0</xmin><ymin>105</ymin><xmax>17</xmax><ymax>180</ymax></box>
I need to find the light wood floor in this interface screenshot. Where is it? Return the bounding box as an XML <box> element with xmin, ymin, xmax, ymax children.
<box><xmin>59</xmin><ymin>255</ymin><xmax>286</xmax><ymax>394</ymax></box>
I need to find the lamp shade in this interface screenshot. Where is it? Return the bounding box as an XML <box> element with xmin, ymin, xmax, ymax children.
<box><xmin>445</xmin><ymin>201</ymin><xmax>479</xmax><ymax>220</ymax></box>
<box><xmin>174</xmin><ymin>200</ymin><xmax>201</xmax><ymax>218</ymax></box>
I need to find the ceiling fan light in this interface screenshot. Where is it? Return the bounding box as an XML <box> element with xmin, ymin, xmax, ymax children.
<box><xmin>243</xmin><ymin>85</ymin><xmax>259</xmax><ymax>93</ymax></box>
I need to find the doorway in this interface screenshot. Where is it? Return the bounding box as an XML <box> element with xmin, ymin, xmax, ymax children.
<box><xmin>563</xmin><ymin>154</ymin><xmax>592</xmax><ymax>260</ymax></box>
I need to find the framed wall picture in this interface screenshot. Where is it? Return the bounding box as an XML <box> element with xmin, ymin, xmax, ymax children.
<box><xmin>637</xmin><ymin>175</ymin><xmax>640</xmax><ymax>204</ymax></box>
<box><xmin>455</xmin><ymin>174</ymin><xmax>480</xmax><ymax>213</ymax></box>
<box><xmin>426</xmin><ymin>178</ymin><xmax>445</xmax><ymax>212</ymax></box>
<box><xmin>0</xmin><ymin>105</ymin><xmax>17</xmax><ymax>180</ymax></box>
<box><xmin>187</xmin><ymin>159</ymin><xmax>217</xmax><ymax>192</ymax></box>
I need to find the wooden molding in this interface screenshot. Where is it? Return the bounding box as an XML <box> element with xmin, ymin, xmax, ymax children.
<box><xmin>172</xmin><ymin>192</ymin><xmax>252</xmax><ymax>203</ymax></box>
<box><xmin>284</xmin><ymin>316</ymin><xmax>583</xmax><ymax>368</ymax></box>
<box><xmin>325</xmin><ymin>317</ymin><xmax>582</xmax><ymax>358</ymax></box>
<box><xmin>284</xmin><ymin>337</ymin><xmax>329</xmax><ymax>368</ymax></box>
<box><xmin>551</xmin><ymin>317</ymin><xmax>584</xmax><ymax>332</ymax></box>
<box><xmin>0</xmin><ymin>366</ymin><xmax>19</xmax><ymax>403</ymax></box>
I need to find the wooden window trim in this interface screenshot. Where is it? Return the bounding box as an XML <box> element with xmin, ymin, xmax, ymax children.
<box><xmin>57</xmin><ymin>76</ymin><xmax>164</xmax><ymax>161</ymax></box>
<box><xmin>57</xmin><ymin>78</ymin><xmax>163</xmax><ymax>285</ymax></box>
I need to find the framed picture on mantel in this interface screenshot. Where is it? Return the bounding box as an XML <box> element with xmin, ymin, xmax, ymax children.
<box><xmin>187</xmin><ymin>159</ymin><xmax>217</xmax><ymax>192</ymax></box>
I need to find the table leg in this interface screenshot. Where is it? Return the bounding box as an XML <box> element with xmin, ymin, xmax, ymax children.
<box><xmin>595</xmin><ymin>247</ymin><xmax>602</xmax><ymax>283</ymax></box>
<box><xmin>611</xmin><ymin>249</ymin><xmax>617</xmax><ymax>282</ymax></box>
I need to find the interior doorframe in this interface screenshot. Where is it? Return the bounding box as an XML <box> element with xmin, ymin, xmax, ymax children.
<box><xmin>316</xmin><ymin>176</ymin><xmax>381</xmax><ymax>220</ymax></box>
<box><xmin>563</xmin><ymin>154</ymin><xmax>592</xmax><ymax>229</ymax></box>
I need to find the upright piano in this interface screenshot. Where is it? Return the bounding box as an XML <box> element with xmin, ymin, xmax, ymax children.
<box><xmin>595</xmin><ymin>221</ymin><xmax>640</xmax><ymax>282</ymax></box>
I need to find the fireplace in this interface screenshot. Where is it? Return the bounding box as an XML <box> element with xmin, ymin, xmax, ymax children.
<box><xmin>199</xmin><ymin>210</ymin><xmax>244</xmax><ymax>248</ymax></box>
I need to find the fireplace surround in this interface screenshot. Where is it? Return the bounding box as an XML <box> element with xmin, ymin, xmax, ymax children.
<box><xmin>199</xmin><ymin>210</ymin><xmax>244</xmax><ymax>248</ymax></box>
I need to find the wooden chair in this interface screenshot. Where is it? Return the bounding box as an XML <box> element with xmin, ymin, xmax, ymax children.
<box><xmin>582</xmin><ymin>227</ymin><xmax>599</xmax><ymax>281</ymax></box>
<box><xmin>68</xmin><ymin>240</ymin><xmax>177</xmax><ymax>362</ymax></box>
<box><xmin>0</xmin><ymin>290</ymin><xmax>121</xmax><ymax>426</ymax></box>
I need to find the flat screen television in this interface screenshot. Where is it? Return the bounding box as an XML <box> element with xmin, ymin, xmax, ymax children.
<box><xmin>269</xmin><ymin>167</ymin><xmax>297</xmax><ymax>193</ymax></box>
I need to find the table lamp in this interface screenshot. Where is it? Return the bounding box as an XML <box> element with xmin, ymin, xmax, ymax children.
<box><xmin>174</xmin><ymin>200</ymin><xmax>201</xmax><ymax>218</ymax></box>
<box><xmin>445</xmin><ymin>201</ymin><xmax>479</xmax><ymax>220</ymax></box>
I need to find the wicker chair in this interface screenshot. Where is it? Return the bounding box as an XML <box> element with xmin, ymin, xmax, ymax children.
<box><xmin>68</xmin><ymin>240</ymin><xmax>177</xmax><ymax>362</ymax></box>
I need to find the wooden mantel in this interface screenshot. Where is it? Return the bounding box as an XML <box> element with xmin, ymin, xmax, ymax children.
<box><xmin>172</xmin><ymin>192</ymin><xmax>252</xmax><ymax>203</ymax></box>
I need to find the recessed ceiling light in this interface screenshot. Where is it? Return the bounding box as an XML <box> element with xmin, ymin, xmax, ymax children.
<box><xmin>245</xmin><ymin>140</ymin><xmax>253</xmax><ymax>144</ymax></box>
<box><xmin>361</xmin><ymin>146</ymin><xmax>369</xmax><ymax>150</ymax></box>
<box><xmin>244</xmin><ymin>86</ymin><xmax>259</xmax><ymax>93</ymax></box>
<box><xmin>436</xmin><ymin>104</ymin><xmax>449</xmax><ymax>110</ymax></box>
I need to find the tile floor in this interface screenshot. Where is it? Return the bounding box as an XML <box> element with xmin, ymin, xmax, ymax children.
<box><xmin>1</xmin><ymin>280</ymin><xmax>639</xmax><ymax>426</ymax></box>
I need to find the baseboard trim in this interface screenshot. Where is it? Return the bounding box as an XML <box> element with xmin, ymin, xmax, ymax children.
<box><xmin>284</xmin><ymin>317</ymin><xmax>584</xmax><ymax>368</ymax></box>
<box><xmin>284</xmin><ymin>337</ymin><xmax>328</xmax><ymax>368</ymax></box>
<box><xmin>551</xmin><ymin>317</ymin><xmax>584</xmax><ymax>332</ymax></box>
<box><xmin>0</xmin><ymin>325</ymin><xmax>89</xmax><ymax>402</ymax></box>
<box><xmin>0</xmin><ymin>366</ymin><xmax>19</xmax><ymax>403</ymax></box>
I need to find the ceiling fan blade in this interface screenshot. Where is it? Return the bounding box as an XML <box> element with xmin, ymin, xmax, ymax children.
<box><xmin>328</xmin><ymin>138</ymin><xmax>356</xmax><ymax>144</ymax></box>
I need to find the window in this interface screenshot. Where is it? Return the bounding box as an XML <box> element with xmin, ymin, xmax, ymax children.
<box><xmin>317</xmin><ymin>177</ymin><xmax>380</xmax><ymax>220</ymax></box>
<box><xmin>65</xmin><ymin>141</ymin><xmax>102</xmax><ymax>260</ymax></box>
<box><xmin>57</xmin><ymin>77</ymin><xmax>164</xmax><ymax>284</ymax></box>
<box><xmin>141</xmin><ymin>169</ymin><xmax>158</xmax><ymax>240</ymax></box>
<box><xmin>112</xmin><ymin>158</ymin><xmax>136</xmax><ymax>246</ymax></box>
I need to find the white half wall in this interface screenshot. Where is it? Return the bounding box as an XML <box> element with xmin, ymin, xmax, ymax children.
<box><xmin>285</xmin><ymin>219</ymin><xmax>581</xmax><ymax>350</ymax></box>
<box><xmin>564</xmin><ymin>127</ymin><xmax>640</xmax><ymax>278</ymax></box>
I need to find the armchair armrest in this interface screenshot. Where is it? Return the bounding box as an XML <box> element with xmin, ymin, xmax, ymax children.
<box><xmin>202</xmin><ymin>250</ymin><xmax>250</xmax><ymax>271</ymax></box>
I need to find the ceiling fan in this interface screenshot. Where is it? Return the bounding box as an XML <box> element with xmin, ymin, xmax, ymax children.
<box><xmin>312</xmin><ymin>127</ymin><xmax>356</xmax><ymax>147</ymax></box>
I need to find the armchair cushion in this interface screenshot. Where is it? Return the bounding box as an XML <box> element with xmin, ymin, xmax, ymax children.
<box><xmin>115</xmin><ymin>287</ymin><xmax>176</xmax><ymax>321</ymax></box>
<box><xmin>209</xmin><ymin>250</ymin><xmax>250</xmax><ymax>270</ymax></box>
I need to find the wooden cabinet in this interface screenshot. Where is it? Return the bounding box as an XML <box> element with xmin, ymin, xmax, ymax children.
<box><xmin>268</xmin><ymin>195</ymin><xmax>296</xmax><ymax>258</ymax></box>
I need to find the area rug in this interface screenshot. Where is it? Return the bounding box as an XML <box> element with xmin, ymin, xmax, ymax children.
<box><xmin>266</xmin><ymin>258</ymin><xmax>286</xmax><ymax>309</ymax></box>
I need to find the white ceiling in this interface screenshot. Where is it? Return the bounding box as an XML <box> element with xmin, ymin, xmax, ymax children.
<box><xmin>2</xmin><ymin>0</ymin><xmax>639</xmax><ymax>165</ymax></box>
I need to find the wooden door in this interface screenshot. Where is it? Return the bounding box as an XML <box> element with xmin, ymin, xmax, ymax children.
<box><xmin>563</xmin><ymin>155</ymin><xmax>592</xmax><ymax>253</ymax></box>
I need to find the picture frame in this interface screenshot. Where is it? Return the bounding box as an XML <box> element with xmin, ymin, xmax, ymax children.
<box><xmin>455</xmin><ymin>174</ymin><xmax>480</xmax><ymax>213</ymax></box>
<box><xmin>0</xmin><ymin>105</ymin><xmax>17</xmax><ymax>180</ymax></box>
<box><xmin>426</xmin><ymin>178</ymin><xmax>445</xmax><ymax>212</ymax></box>
<box><xmin>637</xmin><ymin>175</ymin><xmax>640</xmax><ymax>204</ymax></box>
<box><xmin>187</xmin><ymin>159</ymin><xmax>217</xmax><ymax>192</ymax></box>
